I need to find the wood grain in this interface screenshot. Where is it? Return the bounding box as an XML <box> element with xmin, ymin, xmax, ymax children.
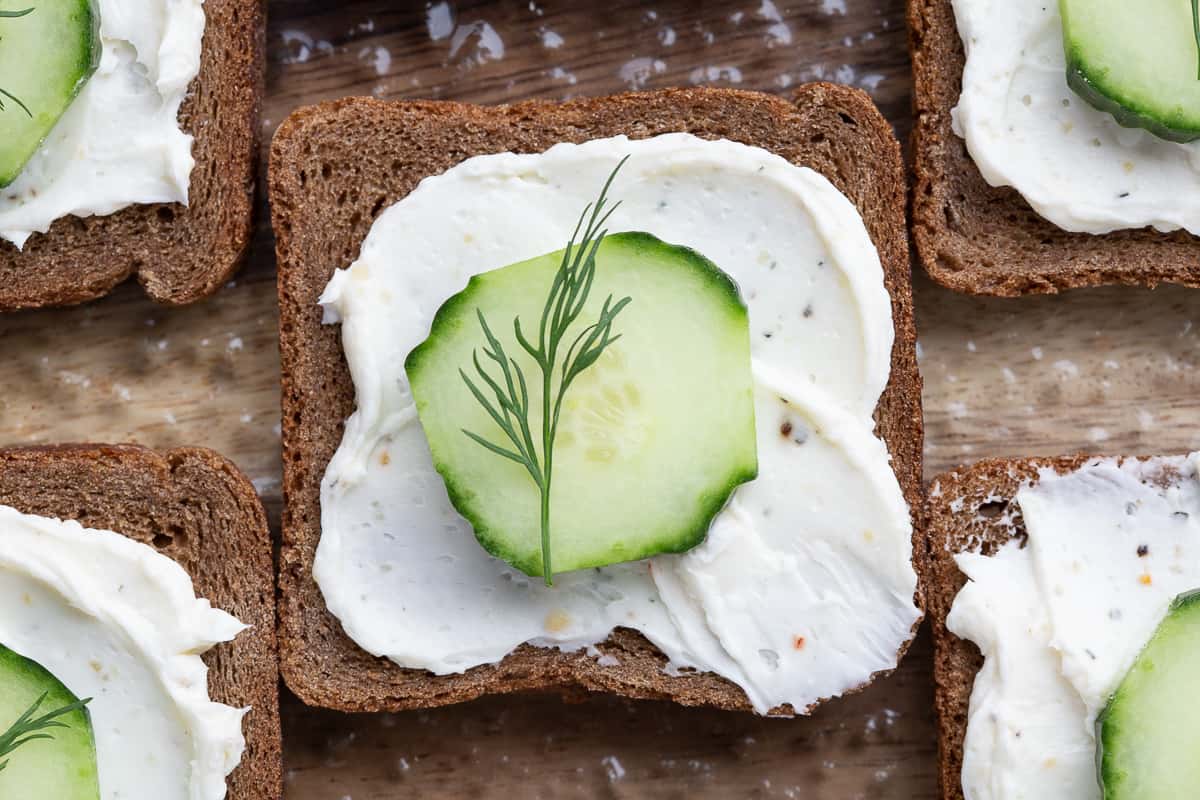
<box><xmin>0</xmin><ymin>0</ymin><xmax>1196</xmax><ymax>797</ymax></box>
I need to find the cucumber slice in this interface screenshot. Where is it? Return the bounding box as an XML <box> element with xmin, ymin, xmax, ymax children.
<box><xmin>1097</xmin><ymin>590</ymin><xmax>1200</xmax><ymax>798</ymax></box>
<box><xmin>1061</xmin><ymin>0</ymin><xmax>1200</xmax><ymax>143</ymax></box>
<box><xmin>0</xmin><ymin>644</ymin><xmax>99</xmax><ymax>799</ymax></box>
<box><xmin>0</xmin><ymin>0</ymin><xmax>101</xmax><ymax>187</ymax></box>
<box><xmin>406</xmin><ymin>232</ymin><xmax>758</xmax><ymax>577</ymax></box>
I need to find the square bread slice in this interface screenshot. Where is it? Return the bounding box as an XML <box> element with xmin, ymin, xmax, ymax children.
<box><xmin>907</xmin><ymin>0</ymin><xmax>1200</xmax><ymax>296</ymax></box>
<box><xmin>923</xmin><ymin>455</ymin><xmax>1178</xmax><ymax>800</ymax></box>
<box><xmin>271</xmin><ymin>85</ymin><xmax>925</xmax><ymax>713</ymax></box>
<box><xmin>0</xmin><ymin>0</ymin><xmax>265</xmax><ymax>310</ymax></box>
<box><xmin>0</xmin><ymin>444</ymin><xmax>281</xmax><ymax>800</ymax></box>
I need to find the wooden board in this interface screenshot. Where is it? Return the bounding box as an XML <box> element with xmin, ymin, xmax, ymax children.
<box><xmin>2</xmin><ymin>0</ymin><xmax>1198</xmax><ymax>796</ymax></box>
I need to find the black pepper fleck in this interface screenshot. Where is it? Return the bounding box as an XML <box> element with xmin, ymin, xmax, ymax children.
<box><xmin>1137</xmin><ymin>544</ymin><xmax>1149</xmax><ymax>557</ymax></box>
<box><xmin>802</xmin><ymin>304</ymin><xmax>813</xmax><ymax>318</ymax></box>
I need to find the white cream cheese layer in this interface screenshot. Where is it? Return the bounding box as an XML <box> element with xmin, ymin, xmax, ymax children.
<box><xmin>950</xmin><ymin>0</ymin><xmax>1200</xmax><ymax>235</ymax></box>
<box><xmin>0</xmin><ymin>0</ymin><xmax>206</xmax><ymax>248</ymax></box>
<box><xmin>949</xmin><ymin>454</ymin><xmax>1200</xmax><ymax>799</ymax></box>
<box><xmin>0</xmin><ymin>505</ymin><xmax>247</xmax><ymax>800</ymax></box>
<box><xmin>316</xmin><ymin>133</ymin><xmax>919</xmax><ymax>715</ymax></box>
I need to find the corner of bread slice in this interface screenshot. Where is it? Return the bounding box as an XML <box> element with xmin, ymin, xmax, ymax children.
<box><xmin>0</xmin><ymin>0</ymin><xmax>265</xmax><ymax>311</ymax></box>
<box><xmin>906</xmin><ymin>0</ymin><xmax>1200</xmax><ymax>296</ymax></box>
<box><xmin>0</xmin><ymin>443</ymin><xmax>281</xmax><ymax>800</ymax></box>
<box><xmin>272</xmin><ymin>86</ymin><xmax>924</xmax><ymax>714</ymax></box>
<box><xmin>922</xmin><ymin>454</ymin><xmax>1172</xmax><ymax>800</ymax></box>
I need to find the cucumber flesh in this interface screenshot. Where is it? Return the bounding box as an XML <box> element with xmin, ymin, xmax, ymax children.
<box><xmin>1060</xmin><ymin>0</ymin><xmax>1200</xmax><ymax>143</ymax></box>
<box><xmin>0</xmin><ymin>644</ymin><xmax>100</xmax><ymax>799</ymax></box>
<box><xmin>406</xmin><ymin>232</ymin><xmax>758</xmax><ymax>577</ymax></box>
<box><xmin>1097</xmin><ymin>590</ymin><xmax>1200</xmax><ymax>798</ymax></box>
<box><xmin>0</xmin><ymin>0</ymin><xmax>101</xmax><ymax>187</ymax></box>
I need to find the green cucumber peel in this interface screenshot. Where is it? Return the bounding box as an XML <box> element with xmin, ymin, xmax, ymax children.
<box><xmin>1060</xmin><ymin>0</ymin><xmax>1200</xmax><ymax>142</ymax></box>
<box><xmin>1095</xmin><ymin>588</ymin><xmax>1200</xmax><ymax>797</ymax></box>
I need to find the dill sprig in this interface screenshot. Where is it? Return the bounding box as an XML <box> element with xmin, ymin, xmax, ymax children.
<box><xmin>460</xmin><ymin>157</ymin><xmax>632</xmax><ymax>586</ymax></box>
<box><xmin>0</xmin><ymin>6</ymin><xmax>34</xmax><ymax>117</ymax></box>
<box><xmin>0</xmin><ymin>691</ymin><xmax>91</xmax><ymax>772</ymax></box>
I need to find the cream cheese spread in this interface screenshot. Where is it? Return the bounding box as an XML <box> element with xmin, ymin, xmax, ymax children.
<box><xmin>949</xmin><ymin>454</ymin><xmax>1200</xmax><ymax>799</ymax></box>
<box><xmin>950</xmin><ymin>0</ymin><xmax>1200</xmax><ymax>235</ymax></box>
<box><xmin>0</xmin><ymin>505</ymin><xmax>247</xmax><ymax>800</ymax></box>
<box><xmin>0</xmin><ymin>0</ymin><xmax>206</xmax><ymax>248</ymax></box>
<box><xmin>316</xmin><ymin>133</ymin><xmax>920</xmax><ymax>715</ymax></box>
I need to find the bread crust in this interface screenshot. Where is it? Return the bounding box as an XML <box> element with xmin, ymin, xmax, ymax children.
<box><xmin>920</xmin><ymin>455</ymin><xmax>1190</xmax><ymax>800</ymax></box>
<box><xmin>0</xmin><ymin>0</ymin><xmax>265</xmax><ymax>310</ymax></box>
<box><xmin>0</xmin><ymin>443</ymin><xmax>282</xmax><ymax>800</ymax></box>
<box><xmin>271</xmin><ymin>86</ymin><xmax>925</xmax><ymax>713</ymax></box>
<box><xmin>907</xmin><ymin>0</ymin><xmax>1200</xmax><ymax>296</ymax></box>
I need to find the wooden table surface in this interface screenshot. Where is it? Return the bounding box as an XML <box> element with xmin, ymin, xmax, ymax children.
<box><xmin>3</xmin><ymin>1</ymin><xmax>1198</xmax><ymax>797</ymax></box>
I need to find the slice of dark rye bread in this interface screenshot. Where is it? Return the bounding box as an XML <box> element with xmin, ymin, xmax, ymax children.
<box><xmin>0</xmin><ymin>0</ymin><xmax>265</xmax><ymax>311</ymax></box>
<box><xmin>907</xmin><ymin>0</ymin><xmax>1200</xmax><ymax>296</ymax></box>
<box><xmin>270</xmin><ymin>85</ymin><xmax>925</xmax><ymax>714</ymax></box>
<box><xmin>0</xmin><ymin>444</ymin><xmax>281</xmax><ymax>799</ymax></box>
<box><xmin>924</xmin><ymin>455</ymin><xmax>1189</xmax><ymax>800</ymax></box>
